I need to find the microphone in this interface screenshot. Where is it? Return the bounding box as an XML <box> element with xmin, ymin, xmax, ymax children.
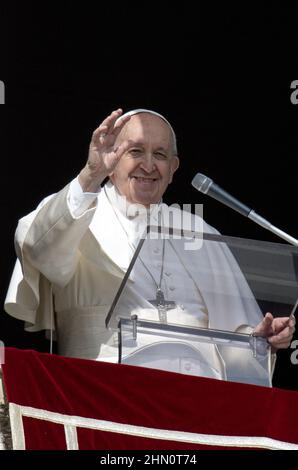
<box><xmin>191</xmin><ymin>173</ymin><xmax>298</xmax><ymax>247</ymax></box>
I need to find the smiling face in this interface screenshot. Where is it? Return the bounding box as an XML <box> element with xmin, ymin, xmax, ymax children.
<box><xmin>110</xmin><ymin>113</ymin><xmax>179</xmax><ymax>206</ymax></box>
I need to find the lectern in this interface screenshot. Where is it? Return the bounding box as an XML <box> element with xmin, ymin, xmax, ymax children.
<box><xmin>105</xmin><ymin>227</ymin><xmax>298</xmax><ymax>387</ymax></box>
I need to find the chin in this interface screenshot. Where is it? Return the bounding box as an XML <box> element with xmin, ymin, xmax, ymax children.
<box><xmin>133</xmin><ymin>194</ymin><xmax>158</xmax><ymax>207</ymax></box>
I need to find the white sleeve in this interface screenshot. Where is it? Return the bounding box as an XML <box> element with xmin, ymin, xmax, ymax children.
<box><xmin>67</xmin><ymin>177</ymin><xmax>101</xmax><ymax>218</ymax></box>
<box><xmin>16</xmin><ymin>181</ymin><xmax>98</xmax><ymax>287</ymax></box>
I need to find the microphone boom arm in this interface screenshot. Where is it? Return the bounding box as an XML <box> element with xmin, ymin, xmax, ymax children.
<box><xmin>248</xmin><ymin>210</ymin><xmax>298</xmax><ymax>247</ymax></box>
<box><xmin>192</xmin><ymin>173</ymin><xmax>298</xmax><ymax>247</ymax></box>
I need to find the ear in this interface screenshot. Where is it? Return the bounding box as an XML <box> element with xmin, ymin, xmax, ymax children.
<box><xmin>169</xmin><ymin>156</ymin><xmax>180</xmax><ymax>183</ymax></box>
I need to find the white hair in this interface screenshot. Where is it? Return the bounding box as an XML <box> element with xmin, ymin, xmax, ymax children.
<box><xmin>118</xmin><ymin>108</ymin><xmax>178</xmax><ymax>155</ymax></box>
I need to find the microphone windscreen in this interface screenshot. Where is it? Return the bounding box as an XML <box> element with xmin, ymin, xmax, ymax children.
<box><xmin>191</xmin><ymin>173</ymin><xmax>213</xmax><ymax>194</ymax></box>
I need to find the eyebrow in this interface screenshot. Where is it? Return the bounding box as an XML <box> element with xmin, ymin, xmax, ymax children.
<box><xmin>128</xmin><ymin>141</ymin><xmax>144</xmax><ymax>147</ymax></box>
<box><xmin>128</xmin><ymin>141</ymin><xmax>169</xmax><ymax>151</ymax></box>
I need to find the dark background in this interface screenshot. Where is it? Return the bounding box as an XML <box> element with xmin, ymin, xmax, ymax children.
<box><xmin>0</xmin><ymin>2</ymin><xmax>297</xmax><ymax>389</ymax></box>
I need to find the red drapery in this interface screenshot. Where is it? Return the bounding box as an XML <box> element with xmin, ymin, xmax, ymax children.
<box><xmin>2</xmin><ymin>347</ymin><xmax>298</xmax><ymax>450</ymax></box>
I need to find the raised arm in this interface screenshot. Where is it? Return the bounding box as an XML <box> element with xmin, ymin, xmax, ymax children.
<box><xmin>79</xmin><ymin>108</ymin><xmax>132</xmax><ymax>191</ymax></box>
<box><xmin>16</xmin><ymin>109</ymin><xmax>132</xmax><ymax>287</ymax></box>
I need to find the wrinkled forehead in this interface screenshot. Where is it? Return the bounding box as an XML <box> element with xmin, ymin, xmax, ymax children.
<box><xmin>117</xmin><ymin>108</ymin><xmax>177</xmax><ymax>153</ymax></box>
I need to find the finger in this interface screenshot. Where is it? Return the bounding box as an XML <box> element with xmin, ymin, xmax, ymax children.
<box><xmin>274</xmin><ymin>328</ymin><xmax>293</xmax><ymax>341</ymax></box>
<box><xmin>112</xmin><ymin>114</ymin><xmax>131</xmax><ymax>138</ymax></box>
<box><xmin>262</xmin><ymin>312</ymin><xmax>274</xmax><ymax>329</ymax></box>
<box><xmin>264</xmin><ymin>312</ymin><xmax>274</xmax><ymax>323</ymax></box>
<box><xmin>92</xmin><ymin>109</ymin><xmax>123</xmax><ymax>142</ymax></box>
<box><xmin>268</xmin><ymin>337</ymin><xmax>292</xmax><ymax>349</ymax></box>
<box><xmin>272</xmin><ymin>317</ymin><xmax>295</xmax><ymax>335</ymax></box>
<box><xmin>114</xmin><ymin>139</ymin><xmax>134</xmax><ymax>161</ymax></box>
<box><xmin>290</xmin><ymin>324</ymin><xmax>296</xmax><ymax>335</ymax></box>
<box><xmin>289</xmin><ymin>317</ymin><xmax>296</xmax><ymax>328</ymax></box>
<box><xmin>92</xmin><ymin>125</ymin><xmax>109</xmax><ymax>143</ymax></box>
<box><xmin>253</xmin><ymin>312</ymin><xmax>274</xmax><ymax>336</ymax></box>
<box><xmin>283</xmin><ymin>324</ymin><xmax>295</xmax><ymax>336</ymax></box>
<box><xmin>105</xmin><ymin>140</ymin><xmax>133</xmax><ymax>176</ymax></box>
<box><xmin>100</xmin><ymin>109</ymin><xmax>123</xmax><ymax>135</ymax></box>
<box><xmin>268</xmin><ymin>326</ymin><xmax>294</xmax><ymax>345</ymax></box>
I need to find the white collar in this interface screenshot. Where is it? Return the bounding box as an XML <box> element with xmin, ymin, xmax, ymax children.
<box><xmin>104</xmin><ymin>181</ymin><xmax>161</xmax><ymax>222</ymax></box>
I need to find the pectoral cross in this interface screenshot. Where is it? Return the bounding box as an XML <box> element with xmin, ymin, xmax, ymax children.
<box><xmin>149</xmin><ymin>288</ymin><xmax>176</xmax><ymax>324</ymax></box>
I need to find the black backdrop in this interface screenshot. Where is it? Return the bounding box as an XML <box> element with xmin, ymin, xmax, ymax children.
<box><xmin>0</xmin><ymin>2</ymin><xmax>298</xmax><ymax>389</ymax></box>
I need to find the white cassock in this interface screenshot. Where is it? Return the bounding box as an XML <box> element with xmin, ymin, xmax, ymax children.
<box><xmin>4</xmin><ymin>179</ymin><xmax>272</xmax><ymax>385</ymax></box>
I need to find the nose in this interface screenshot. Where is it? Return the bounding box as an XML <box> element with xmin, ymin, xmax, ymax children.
<box><xmin>139</xmin><ymin>153</ymin><xmax>156</xmax><ymax>173</ymax></box>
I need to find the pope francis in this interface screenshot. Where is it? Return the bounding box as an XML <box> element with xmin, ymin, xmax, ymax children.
<box><xmin>4</xmin><ymin>108</ymin><xmax>295</xmax><ymax>385</ymax></box>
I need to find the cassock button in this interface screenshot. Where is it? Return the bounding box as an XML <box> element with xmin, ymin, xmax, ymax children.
<box><xmin>184</xmin><ymin>362</ymin><xmax>192</xmax><ymax>371</ymax></box>
<box><xmin>153</xmin><ymin>248</ymin><xmax>160</xmax><ymax>254</ymax></box>
<box><xmin>169</xmin><ymin>286</ymin><xmax>175</xmax><ymax>291</ymax></box>
<box><xmin>165</xmin><ymin>271</ymin><xmax>171</xmax><ymax>277</ymax></box>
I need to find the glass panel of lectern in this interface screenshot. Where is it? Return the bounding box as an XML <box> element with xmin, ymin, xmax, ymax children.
<box><xmin>105</xmin><ymin>226</ymin><xmax>298</xmax><ymax>387</ymax></box>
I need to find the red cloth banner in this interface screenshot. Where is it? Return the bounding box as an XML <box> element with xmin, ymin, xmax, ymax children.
<box><xmin>2</xmin><ymin>347</ymin><xmax>298</xmax><ymax>450</ymax></box>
